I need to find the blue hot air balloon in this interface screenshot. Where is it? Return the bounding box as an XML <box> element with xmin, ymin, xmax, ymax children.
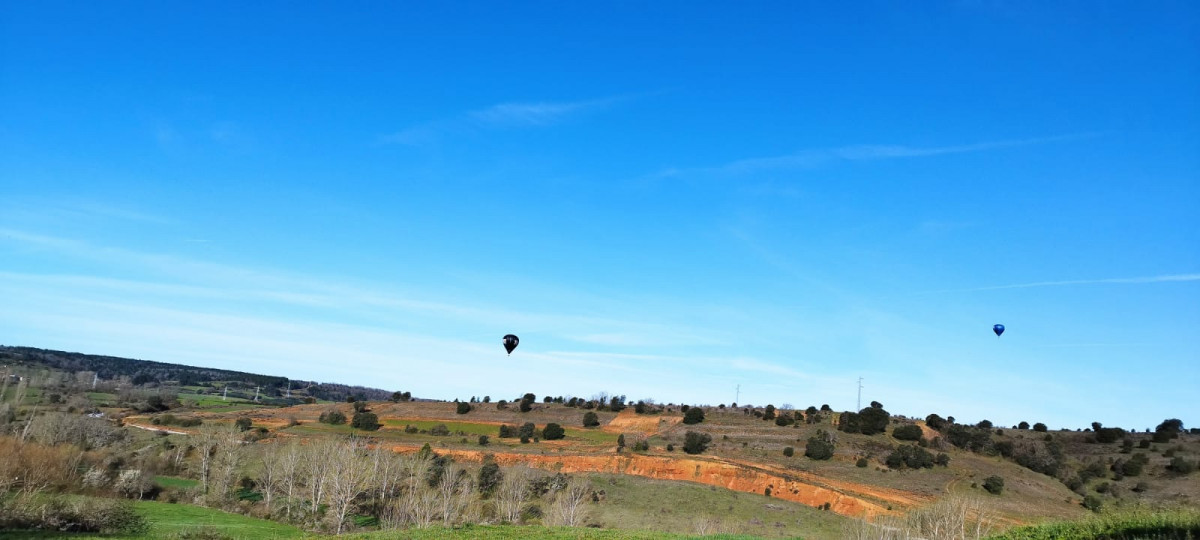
<box><xmin>993</xmin><ymin>324</ymin><xmax>1005</xmax><ymax>337</ymax></box>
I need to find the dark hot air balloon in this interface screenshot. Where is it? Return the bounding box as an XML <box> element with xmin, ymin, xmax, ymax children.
<box><xmin>502</xmin><ymin>334</ymin><xmax>519</xmax><ymax>355</ymax></box>
<box><xmin>993</xmin><ymin>324</ymin><xmax>1005</xmax><ymax>337</ymax></box>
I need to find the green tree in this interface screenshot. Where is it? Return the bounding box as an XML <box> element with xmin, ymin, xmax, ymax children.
<box><xmin>617</xmin><ymin>434</ymin><xmax>626</xmax><ymax>449</ymax></box>
<box><xmin>983</xmin><ymin>476</ymin><xmax>1004</xmax><ymax>495</ymax></box>
<box><xmin>582</xmin><ymin>411</ymin><xmax>600</xmax><ymax>428</ymax></box>
<box><xmin>456</xmin><ymin>402</ymin><xmax>471</xmax><ymax>414</ymax></box>
<box><xmin>805</xmin><ymin>433</ymin><xmax>835</xmax><ymax>460</ymax></box>
<box><xmin>1154</xmin><ymin>418</ymin><xmax>1184</xmax><ymax>443</ymax></box>
<box><xmin>886</xmin><ymin>445</ymin><xmax>934</xmax><ymax>469</ymax></box>
<box><xmin>683</xmin><ymin>431</ymin><xmax>712</xmax><ymax>454</ymax></box>
<box><xmin>478</xmin><ymin>456</ymin><xmax>502</xmax><ymax>496</ymax></box>
<box><xmin>518</xmin><ymin>422</ymin><xmax>536</xmax><ymax>442</ymax></box>
<box><xmin>319</xmin><ymin>409</ymin><xmax>347</xmax><ymax>425</ymax></box>
<box><xmin>351</xmin><ymin>412</ymin><xmax>381</xmax><ymax>431</ymax></box>
<box><xmin>893</xmin><ymin>424</ymin><xmax>923</xmax><ymax>441</ymax></box>
<box><xmin>683</xmin><ymin>407</ymin><xmax>705</xmax><ymax>425</ymax></box>
<box><xmin>1018</xmin><ymin>421</ymin><xmax>1030</xmax><ymax>430</ymax></box>
<box><xmin>783</xmin><ymin>446</ymin><xmax>794</xmax><ymax>457</ymax></box>
<box><xmin>543</xmin><ymin>423</ymin><xmax>565</xmax><ymax>440</ymax></box>
<box><xmin>1032</xmin><ymin>422</ymin><xmax>1048</xmax><ymax>432</ymax></box>
<box><xmin>763</xmin><ymin>404</ymin><xmax>776</xmax><ymax>421</ymax></box>
<box><xmin>478</xmin><ymin>435</ymin><xmax>490</xmax><ymax>446</ymax></box>
<box><xmin>856</xmin><ymin>406</ymin><xmax>890</xmax><ymax>436</ymax></box>
<box><xmin>775</xmin><ymin>413</ymin><xmax>794</xmax><ymax>427</ymax></box>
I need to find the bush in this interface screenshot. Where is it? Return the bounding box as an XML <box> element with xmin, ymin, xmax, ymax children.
<box><xmin>350</xmin><ymin>412</ymin><xmax>381</xmax><ymax>431</ymax></box>
<box><xmin>174</xmin><ymin>526</ymin><xmax>234</xmax><ymax>539</ymax></box>
<box><xmin>456</xmin><ymin>402</ymin><xmax>471</xmax><ymax>414</ymax></box>
<box><xmin>1032</xmin><ymin>422</ymin><xmax>1048</xmax><ymax>432</ymax></box>
<box><xmin>886</xmin><ymin>445</ymin><xmax>934</xmax><ymax>469</ymax></box>
<box><xmin>666</xmin><ymin>443</ymin><xmax>675</xmax><ymax>452</ymax></box>
<box><xmin>683</xmin><ymin>431</ymin><xmax>712</xmax><ymax>454</ymax></box>
<box><xmin>1168</xmin><ymin>456</ymin><xmax>1196</xmax><ymax>474</ymax></box>
<box><xmin>478</xmin><ymin>435</ymin><xmax>490</xmax><ymax>446</ymax></box>
<box><xmin>893</xmin><ymin>424</ymin><xmax>923</xmax><ymax>441</ymax></box>
<box><xmin>318</xmin><ymin>409</ymin><xmax>347</xmax><ymax>425</ymax></box>
<box><xmin>683</xmin><ymin>407</ymin><xmax>705</xmax><ymax>425</ymax></box>
<box><xmin>430</xmin><ymin>423</ymin><xmax>451</xmax><ymax>436</ymax></box>
<box><xmin>1082</xmin><ymin>494</ymin><xmax>1102</xmax><ymax>512</ymax></box>
<box><xmin>234</xmin><ymin>417</ymin><xmax>252</xmax><ymax>432</ymax></box>
<box><xmin>518</xmin><ymin>422</ymin><xmax>536</xmax><ymax>441</ymax></box>
<box><xmin>543</xmin><ymin>423</ymin><xmax>565</xmax><ymax>440</ymax></box>
<box><xmin>805</xmin><ymin>437</ymin><xmax>835</xmax><ymax>460</ymax></box>
<box><xmin>582</xmin><ymin>411</ymin><xmax>600</xmax><ymax>427</ymax></box>
<box><xmin>856</xmin><ymin>457</ymin><xmax>869</xmax><ymax>467</ymax></box>
<box><xmin>982</xmin><ymin>475</ymin><xmax>1004</xmax><ymax>495</ymax></box>
<box><xmin>783</xmin><ymin>446</ymin><xmax>794</xmax><ymax>457</ymax></box>
<box><xmin>0</xmin><ymin>495</ymin><xmax>149</xmax><ymax>534</ymax></box>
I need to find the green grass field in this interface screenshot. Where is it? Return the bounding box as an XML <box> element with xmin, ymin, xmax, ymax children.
<box><xmin>342</xmin><ymin>525</ymin><xmax>765</xmax><ymax>539</ymax></box>
<box><xmin>983</xmin><ymin>508</ymin><xmax>1200</xmax><ymax>540</ymax></box>
<box><xmin>154</xmin><ymin>476</ymin><xmax>199</xmax><ymax>490</ymax></box>
<box><xmin>0</xmin><ymin>499</ymin><xmax>304</xmax><ymax>539</ymax></box>
<box><xmin>583</xmin><ymin>474</ymin><xmax>846</xmax><ymax>540</ymax></box>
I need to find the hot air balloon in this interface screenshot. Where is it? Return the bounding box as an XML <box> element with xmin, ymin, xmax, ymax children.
<box><xmin>502</xmin><ymin>334</ymin><xmax>519</xmax><ymax>355</ymax></box>
<box><xmin>993</xmin><ymin>324</ymin><xmax>1005</xmax><ymax>337</ymax></box>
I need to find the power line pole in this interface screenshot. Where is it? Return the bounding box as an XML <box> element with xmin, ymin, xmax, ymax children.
<box><xmin>856</xmin><ymin>377</ymin><xmax>863</xmax><ymax>411</ymax></box>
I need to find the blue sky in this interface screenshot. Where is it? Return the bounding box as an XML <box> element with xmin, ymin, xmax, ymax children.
<box><xmin>2</xmin><ymin>1</ymin><xmax>1197</xmax><ymax>430</ymax></box>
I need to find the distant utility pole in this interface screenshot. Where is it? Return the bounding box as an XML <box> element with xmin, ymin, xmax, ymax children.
<box><xmin>735</xmin><ymin>384</ymin><xmax>740</xmax><ymax>406</ymax></box>
<box><xmin>223</xmin><ymin>386</ymin><xmax>228</xmax><ymax>401</ymax></box>
<box><xmin>856</xmin><ymin>377</ymin><xmax>864</xmax><ymax>411</ymax></box>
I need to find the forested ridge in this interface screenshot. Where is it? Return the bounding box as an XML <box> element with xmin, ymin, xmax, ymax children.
<box><xmin>0</xmin><ymin>345</ymin><xmax>393</xmax><ymax>402</ymax></box>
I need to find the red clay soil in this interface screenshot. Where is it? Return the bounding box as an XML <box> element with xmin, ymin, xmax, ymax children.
<box><xmin>138</xmin><ymin>405</ymin><xmax>927</xmax><ymax>520</ymax></box>
<box><xmin>603</xmin><ymin>409</ymin><xmax>682</xmax><ymax>435</ymax></box>
<box><xmin>384</xmin><ymin>443</ymin><xmax>926</xmax><ymax>519</ymax></box>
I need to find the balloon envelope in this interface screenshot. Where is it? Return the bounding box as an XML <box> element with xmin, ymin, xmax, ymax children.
<box><xmin>502</xmin><ymin>334</ymin><xmax>519</xmax><ymax>355</ymax></box>
<box><xmin>993</xmin><ymin>324</ymin><xmax>1005</xmax><ymax>337</ymax></box>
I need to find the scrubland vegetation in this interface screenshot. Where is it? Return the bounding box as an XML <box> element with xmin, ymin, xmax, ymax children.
<box><xmin>2</xmin><ymin>345</ymin><xmax>1198</xmax><ymax>539</ymax></box>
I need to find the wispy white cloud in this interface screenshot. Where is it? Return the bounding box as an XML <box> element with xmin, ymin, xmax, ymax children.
<box><xmin>381</xmin><ymin>96</ymin><xmax>621</xmax><ymax>146</ymax></box>
<box><xmin>919</xmin><ymin>273</ymin><xmax>1200</xmax><ymax>294</ymax></box>
<box><xmin>655</xmin><ymin>133</ymin><xmax>1102</xmax><ymax>178</ymax></box>
<box><xmin>470</xmin><ymin>100</ymin><xmax>597</xmax><ymax>126</ymax></box>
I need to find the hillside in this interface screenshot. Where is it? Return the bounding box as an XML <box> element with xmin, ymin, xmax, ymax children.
<box><xmin>3</xmin><ymin>346</ymin><xmax>1197</xmax><ymax>539</ymax></box>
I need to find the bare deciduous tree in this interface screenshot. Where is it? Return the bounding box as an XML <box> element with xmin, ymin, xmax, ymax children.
<box><xmin>496</xmin><ymin>464</ymin><xmax>532</xmax><ymax>524</ymax></box>
<box><xmin>325</xmin><ymin>438</ymin><xmax>375</xmax><ymax>534</ymax></box>
<box><xmin>548</xmin><ymin>475</ymin><xmax>591</xmax><ymax>527</ymax></box>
